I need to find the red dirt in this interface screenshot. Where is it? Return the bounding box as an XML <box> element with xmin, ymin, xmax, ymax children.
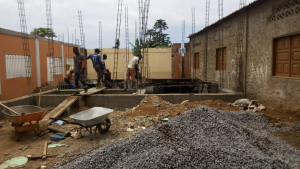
<box><xmin>127</xmin><ymin>95</ymin><xmax>239</xmax><ymax>119</ymax></box>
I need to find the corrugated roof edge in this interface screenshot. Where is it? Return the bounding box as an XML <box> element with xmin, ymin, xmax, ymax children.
<box><xmin>188</xmin><ymin>0</ymin><xmax>263</xmax><ymax>38</ymax></box>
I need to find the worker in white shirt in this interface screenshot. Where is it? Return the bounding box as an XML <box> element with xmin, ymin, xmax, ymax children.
<box><xmin>125</xmin><ymin>54</ymin><xmax>142</xmax><ymax>90</ymax></box>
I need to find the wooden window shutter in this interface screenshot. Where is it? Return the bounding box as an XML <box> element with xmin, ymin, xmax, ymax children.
<box><xmin>275</xmin><ymin>37</ymin><xmax>291</xmax><ymax>77</ymax></box>
<box><xmin>291</xmin><ymin>35</ymin><xmax>300</xmax><ymax>78</ymax></box>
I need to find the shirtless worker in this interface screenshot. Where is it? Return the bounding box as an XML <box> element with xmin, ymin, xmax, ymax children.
<box><xmin>125</xmin><ymin>54</ymin><xmax>142</xmax><ymax>90</ymax></box>
<box><xmin>73</xmin><ymin>47</ymin><xmax>88</xmax><ymax>94</ymax></box>
<box><xmin>87</xmin><ymin>48</ymin><xmax>104</xmax><ymax>88</ymax></box>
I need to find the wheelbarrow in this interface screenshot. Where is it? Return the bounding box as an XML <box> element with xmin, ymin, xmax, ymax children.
<box><xmin>50</xmin><ymin>107</ymin><xmax>113</xmax><ymax>141</ymax></box>
<box><xmin>1</xmin><ymin>104</ymin><xmax>49</xmax><ymax>141</ymax></box>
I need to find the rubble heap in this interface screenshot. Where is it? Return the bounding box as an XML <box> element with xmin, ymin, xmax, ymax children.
<box><xmin>59</xmin><ymin>106</ymin><xmax>300</xmax><ymax>169</ymax></box>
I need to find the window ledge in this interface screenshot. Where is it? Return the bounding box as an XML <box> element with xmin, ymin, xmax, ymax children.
<box><xmin>271</xmin><ymin>76</ymin><xmax>300</xmax><ymax>80</ymax></box>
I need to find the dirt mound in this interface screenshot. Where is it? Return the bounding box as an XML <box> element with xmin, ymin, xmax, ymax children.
<box><xmin>127</xmin><ymin>95</ymin><xmax>239</xmax><ymax>119</ymax></box>
<box><xmin>33</xmin><ymin>81</ymin><xmax>57</xmax><ymax>93</ymax></box>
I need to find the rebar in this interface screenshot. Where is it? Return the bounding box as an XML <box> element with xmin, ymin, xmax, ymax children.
<box><xmin>192</xmin><ymin>8</ymin><xmax>195</xmax><ymax>34</ymax></box>
<box><xmin>218</xmin><ymin>0</ymin><xmax>224</xmax><ymax>88</ymax></box>
<box><xmin>135</xmin><ymin>20</ymin><xmax>138</xmax><ymax>41</ymax></box>
<box><xmin>236</xmin><ymin>0</ymin><xmax>246</xmax><ymax>92</ymax></box>
<box><xmin>78</xmin><ymin>10</ymin><xmax>85</xmax><ymax>53</ymax></box>
<box><xmin>125</xmin><ymin>7</ymin><xmax>129</xmax><ymax>66</ymax></box>
<box><xmin>17</xmin><ymin>0</ymin><xmax>33</xmax><ymax>88</ymax></box>
<box><xmin>181</xmin><ymin>20</ymin><xmax>186</xmax><ymax>78</ymax></box>
<box><xmin>46</xmin><ymin>0</ymin><xmax>55</xmax><ymax>83</ymax></box>
<box><xmin>99</xmin><ymin>21</ymin><xmax>102</xmax><ymax>54</ymax></box>
<box><xmin>113</xmin><ymin>0</ymin><xmax>123</xmax><ymax>81</ymax></box>
<box><xmin>204</xmin><ymin>0</ymin><xmax>210</xmax><ymax>81</ymax></box>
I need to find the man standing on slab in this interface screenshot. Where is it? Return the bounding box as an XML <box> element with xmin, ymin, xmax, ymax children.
<box><xmin>73</xmin><ymin>47</ymin><xmax>88</xmax><ymax>94</ymax></box>
<box><xmin>125</xmin><ymin>54</ymin><xmax>142</xmax><ymax>90</ymax></box>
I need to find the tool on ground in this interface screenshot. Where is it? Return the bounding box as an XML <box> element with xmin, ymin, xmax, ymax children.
<box><xmin>27</xmin><ymin>154</ymin><xmax>56</xmax><ymax>160</ymax></box>
<box><xmin>2</xmin><ymin>105</ymin><xmax>49</xmax><ymax>141</ymax></box>
<box><xmin>9</xmin><ymin>145</ymin><xmax>29</xmax><ymax>157</ymax></box>
<box><xmin>50</xmin><ymin>107</ymin><xmax>113</xmax><ymax>141</ymax></box>
<box><xmin>42</xmin><ymin>141</ymin><xmax>48</xmax><ymax>160</ymax></box>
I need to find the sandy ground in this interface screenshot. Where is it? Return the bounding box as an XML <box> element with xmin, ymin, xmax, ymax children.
<box><xmin>1</xmin><ymin>95</ymin><xmax>300</xmax><ymax>169</ymax></box>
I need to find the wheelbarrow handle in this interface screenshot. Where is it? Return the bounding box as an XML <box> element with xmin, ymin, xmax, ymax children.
<box><xmin>50</xmin><ymin>118</ymin><xmax>83</xmax><ymax>127</ymax></box>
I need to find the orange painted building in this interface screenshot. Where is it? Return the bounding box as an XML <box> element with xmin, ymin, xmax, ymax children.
<box><xmin>0</xmin><ymin>28</ymin><xmax>77</xmax><ymax>101</ymax></box>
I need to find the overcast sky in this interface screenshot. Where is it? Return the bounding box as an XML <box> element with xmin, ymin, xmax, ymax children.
<box><xmin>0</xmin><ymin>0</ymin><xmax>255</xmax><ymax>49</ymax></box>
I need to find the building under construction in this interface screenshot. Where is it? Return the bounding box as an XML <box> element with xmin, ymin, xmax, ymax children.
<box><xmin>189</xmin><ymin>0</ymin><xmax>300</xmax><ymax>110</ymax></box>
<box><xmin>1</xmin><ymin>0</ymin><xmax>300</xmax><ymax>168</ymax></box>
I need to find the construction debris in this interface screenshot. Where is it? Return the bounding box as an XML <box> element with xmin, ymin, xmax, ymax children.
<box><xmin>59</xmin><ymin>106</ymin><xmax>300</xmax><ymax>168</ymax></box>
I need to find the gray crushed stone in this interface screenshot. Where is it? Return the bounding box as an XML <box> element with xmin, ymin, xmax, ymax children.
<box><xmin>58</xmin><ymin>106</ymin><xmax>300</xmax><ymax>169</ymax></box>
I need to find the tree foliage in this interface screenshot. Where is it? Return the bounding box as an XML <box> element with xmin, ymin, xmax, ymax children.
<box><xmin>30</xmin><ymin>28</ymin><xmax>57</xmax><ymax>38</ymax></box>
<box><xmin>131</xmin><ymin>19</ymin><xmax>171</xmax><ymax>51</ymax></box>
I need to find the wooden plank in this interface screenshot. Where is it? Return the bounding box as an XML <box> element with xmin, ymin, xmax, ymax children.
<box><xmin>77</xmin><ymin>87</ymin><xmax>106</xmax><ymax>96</ymax></box>
<box><xmin>40</xmin><ymin>96</ymin><xmax>79</xmax><ymax>126</ymax></box>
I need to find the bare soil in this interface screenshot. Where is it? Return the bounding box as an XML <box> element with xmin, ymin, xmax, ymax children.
<box><xmin>0</xmin><ymin>95</ymin><xmax>300</xmax><ymax>169</ymax></box>
<box><xmin>33</xmin><ymin>82</ymin><xmax>57</xmax><ymax>93</ymax></box>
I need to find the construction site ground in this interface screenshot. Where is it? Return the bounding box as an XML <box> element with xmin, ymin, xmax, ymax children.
<box><xmin>1</xmin><ymin>96</ymin><xmax>300</xmax><ymax>168</ymax></box>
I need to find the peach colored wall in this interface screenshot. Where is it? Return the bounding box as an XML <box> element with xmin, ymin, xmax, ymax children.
<box><xmin>39</xmin><ymin>40</ymin><xmax>63</xmax><ymax>85</ymax></box>
<box><xmin>0</xmin><ymin>34</ymin><xmax>37</xmax><ymax>101</ymax></box>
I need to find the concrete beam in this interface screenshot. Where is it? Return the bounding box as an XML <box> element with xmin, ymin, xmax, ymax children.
<box><xmin>35</xmin><ymin>39</ymin><xmax>41</xmax><ymax>87</ymax></box>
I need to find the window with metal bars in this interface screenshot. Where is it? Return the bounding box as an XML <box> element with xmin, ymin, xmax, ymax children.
<box><xmin>5</xmin><ymin>55</ymin><xmax>31</xmax><ymax>79</ymax></box>
<box><xmin>47</xmin><ymin>57</ymin><xmax>63</xmax><ymax>82</ymax></box>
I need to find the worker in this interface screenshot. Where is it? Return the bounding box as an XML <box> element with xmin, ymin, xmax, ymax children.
<box><xmin>64</xmin><ymin>68</ymin><xmax>75</xmax><ymax>89</ymax></box>
<box><xmin>101</xmin><ymin>54</ymin><xmax>107</xmax><ymax>83</ymax></box>
<box><xmin>87</xmin><ymin>48</ymin><xmax>104</xmax><ymax>88</ymax></box>
<box><xmin>125</xmin><ymin>54</ymin><xmax>142</xmax><ymax>90</ymax></box>
<box><xmin>105</xmin><ymin>69</ymin><xmax>112</xmax><ymax>89</ymax></box>
<box><xmin>73</xmin><ymin>47</ymin><xmax>88</xmax><ymax>94</ymax></box>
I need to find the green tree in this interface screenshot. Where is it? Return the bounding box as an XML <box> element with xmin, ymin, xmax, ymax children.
<box><xmin>30</xmin><ymin>27</ymin><xmax>57</xmax><ymax>38</ymax></box>
<box><xmin>130</xmin><ymin>39</ymin><xmax>141</xmax><ymax>56</ymax></box>
<box><xmin>153</xmin><ymin>19</ymin><xmax>169</xmax><ymax>46</ymax></box>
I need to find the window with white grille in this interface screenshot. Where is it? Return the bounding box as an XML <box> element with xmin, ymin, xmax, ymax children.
<box><xmin>47</xmin><ymin>57</ymin><xmax>63</xmax><ymax>82</ymax></box>
<box><xmin>5</xmin><ymin>55</ymin><xmax>31</xmax><ymax>79</ymax></box>
<box><xmin>66</xmin><ymin>58</ymin><xmax>74</xmax><ymax>70</ymax></box>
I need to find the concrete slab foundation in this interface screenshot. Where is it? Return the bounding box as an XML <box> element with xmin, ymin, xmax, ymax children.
<box><xmin>0</xmin><ymin>91</ymin><xmax>245</xmax><ymax>120</ymax></box>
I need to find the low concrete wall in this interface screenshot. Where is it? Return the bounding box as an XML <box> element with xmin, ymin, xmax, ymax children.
<box><xmin>85</xmin><ymin>93</ymin><xmax>245</xmax><ymax>109</ymax></box>
<box><xmin>0</xmin><ymin>93</ymin><xmax>245</xmax><ymax>120</ymax></box>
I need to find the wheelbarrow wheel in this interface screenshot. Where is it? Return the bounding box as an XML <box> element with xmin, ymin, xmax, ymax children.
<box><xmin>97</xmin><ymin>118</ymin><xmax>111</xmax><ymax>133</ymax></box>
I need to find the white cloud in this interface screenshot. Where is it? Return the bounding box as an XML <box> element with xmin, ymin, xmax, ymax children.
<box><xmin>0</xmin><ymin>0</ymin><xmax>255</xmax><ymax>49</ymax></box>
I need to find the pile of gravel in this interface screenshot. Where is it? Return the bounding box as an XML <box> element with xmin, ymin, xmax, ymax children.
<box><xmin>59</xmin><ymin>106</ymin><xmax>300</xmax><ymax>169</ymax></box>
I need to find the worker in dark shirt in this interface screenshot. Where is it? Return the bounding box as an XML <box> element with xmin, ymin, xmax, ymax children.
<box><xmin>73</xmin><ymin>47</ymin><xmax>88</xmax><ymax>94</ymax></box>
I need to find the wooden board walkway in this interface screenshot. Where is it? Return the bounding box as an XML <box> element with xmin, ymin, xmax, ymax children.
<box><xmin>40</xmin><ymin>96</ymin><xmax>79</xmax><ymax>126</ymax></box>
<box><xmin>77</xmin><ymin>87</ymin><xmax>106</xmax><ymax>96</ymax></box>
